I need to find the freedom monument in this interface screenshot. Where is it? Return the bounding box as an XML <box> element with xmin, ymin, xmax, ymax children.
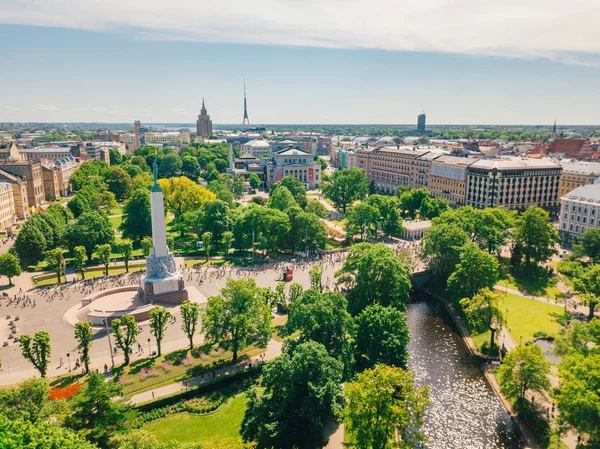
<box><xmin>65</xmin><ymin>155</ymin><xmax>204</xmax><ymax>327</ymax></box>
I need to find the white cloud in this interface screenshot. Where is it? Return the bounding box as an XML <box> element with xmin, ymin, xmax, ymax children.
<box><xmin>34</xmin><ymin>104</ymin><xmax>58</xmax><ymax>111</ymax></box>
<box><xmin>1</xmin><ymin>0</ymin><xmax>599</xmax><ymax>65</ymax></box>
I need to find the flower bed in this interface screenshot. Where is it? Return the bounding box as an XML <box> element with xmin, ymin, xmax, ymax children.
<box><xmin>49</xmin><ymin>383</ymin><xmax>81</xmax><ymax>401</ymax></box>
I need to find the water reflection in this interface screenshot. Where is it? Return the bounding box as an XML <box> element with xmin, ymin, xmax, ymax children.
<box><xmin>407</xmin><ymin>295</ymin><xmax>525</xmax><ymax>449</ymax></box>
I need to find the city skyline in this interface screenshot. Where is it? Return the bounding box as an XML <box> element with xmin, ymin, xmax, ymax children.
<box><xmin>1</xmin><ymin>0</ymin><xmax>600</xmax><ymax>124</ymax></box>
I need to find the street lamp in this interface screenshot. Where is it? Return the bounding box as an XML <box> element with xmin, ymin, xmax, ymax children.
<box><xmin>148</xmin><ymin>338</ymin><xmax>151</xmax><ymax>355</ymax></box>
<box><xmin>103</xmin><ymin>314</ymin><xmax>115</xmax><ymax>368</ymax></box>
<box><xmin>66</xmin><ymin>353</ymin><xmax>71</xmax><ymax>372</ymax></box>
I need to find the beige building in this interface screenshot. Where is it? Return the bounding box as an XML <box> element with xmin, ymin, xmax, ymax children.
<box><xmin>41</xmin><ymin>164</ymin><xmax>61</xmax><ymax>200</ymax></box>
<box><xmin>429</xmin><ymin>156</ymin><xmax>477</xmax><ymax>207</ymax></box>
<box><xmin>466</xmin><ymin>158</ymin><xmax>562</xmax><ymax>211</ymax></box>
<box><xmin>241</xmin><ymin>140</ymin><xmax>271</xmax><ymax>158</ymax></box>
<box><xmin>0</xmin><ymin>182</ymin><xmax>16</xmax><ymax>231</ymax></box>
<box><xmin>558</xmin><ymin>160</ymin><xmax>600</xmax><ymax>198</ymax></box>
<box><xmin>0</xmin><ymin>142</ymin><xmax>25</xmax><ymax>162</ymax></box>
<box><xmin>0</xmin><ymin>169</ymin><xmax>29</xmax><ymax>220</ymax></box>
<box><xmin>559</xmin><ymin>184</ymin><xmax>600</xmax><ymax>240</ymax></box>
<box><xmin>143</xmin><ymin>132</ymin><xmax>191</xmax><ymax>145</ymax></box>
<box><xmin>356</xmin><ymin>146</ymin><xmax>446</xmax><ymax>193</ymax></box>
<box><xmin>20</xmin><ymin>146</ymin><xmax>73</xmax><ymax>162</ymax></box>
<box><xmin>0</xmin><ymin>161</ymin><xmax>45</xmax><ymax>211</ymax></box>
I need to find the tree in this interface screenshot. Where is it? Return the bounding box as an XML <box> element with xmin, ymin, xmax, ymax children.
<box><xmin>286</xmin><ymin>290</ymin><xmax>355</xmax><ymax>377</ymax></box>
<box><xmin>287</xmin><ymin>282</ymin><xmax>304</xmax><ymax>305</ymax></box>
<box><xmin>194</xmin><ymin>199</ymin><xmax>232</xmax><ymax>244</ymax></box>
<box><xmin>73</xmin><ymin>246</ymin><xmax>87</xmax><ymax>280</ymax></box>
<box><xmin>554</xmin><ymin>318</ymin><xmax>600</xmax><ymax>358</ymax></box>
<box><xmin>203</xmin><ymin>278</ymin><xmax>272</xmax><ymax>361</ymax></box>
<box><xmin>181</xmin><ymin>154</ymin><xmax>201</xmax><ymax>180</ymax></box>
<box><xmin>419</xmin><ymin>196</ymin><xmax>449</xmax><ymax>220</ymax></box>
<box><xmin>141</xmin><ymin>237</ymin><xmax>153</xmax><ymax>258</ymax></box>
<box><xmin>201</xmin><ymin>231</ymin><xmax>213</xmax><ymax>262</ymax></box>
<box><xmin>575</xmin><ymin>228</ymin><xmax>600</xmax><ymax>263</ymax></box>
<box><xmin>45</xmin><ymin>248</ymin><xmax>64</xmax><ymax>284</ymax></box>
<box><xmin>106</xmin><ymin>166</ymin><xmax>132</xmax><ymax>201</ymax></box>
<box><xmin>0</xmin><ymin>378</ymin><xmax>52</xmax><ymax>423</ymax></box>
<box><xmin>268</xmin><ymin>186</ymin><xmax>297</xmax><ymax>211</ymax></box>
<box><xmin>271</xmin><ymin>176</ymin><xmax>307</xmax><ymax>208</ymax></box>
<box><xmin>355</xmin><ymin>304</ymin><xmax>410</xmax><ymax>371</ymax></box>
<box><xmin>346</xmin><ymin>203</ymin><xmax>380</xmax><ymax>241</ymax></box>
<box><xmin>460</xmin><ymin>288</ymin><xmax>504</xmax><ymax>349</ymax></box>
<box><xmin>121</xmin><ymin>188</ymin><xmax>152</xmax><ymax>242</ymax></box>
<box><xmin>321</xmin><ymin>168</ymin><xmax>368</xmax><ymax>212</ymax></box>
<box><xmin>398</xmin><ymin>187</ymin><xmax>430</xmax><ymax>219</ymax></box>
<box><xmin>221</xmin><ymin>231</ymin><xmax>233</xmax><ymax>258</ymax></box>
<box><xmin>232</xmin><ymin>175</ymin><xmax>245</xmax><ymax>200</ymax></box>
<box><xmin>249</xmin><ymin>173</ymin><xmax>260</xmax><ymax>191</ymax></box>
<box><xmin>572</xmin><ymin>264</ymin><xmax>600</xmax><ymax>320</ymax></box>
<box><xmin>497</xmin><ymin>344</ymin><xmax>551</xmax><ymax>406</ymax></box>
<box><xmin>111</xmin><ymin>315</ymin><xmax>139</xmax><ymax>365</ymax></box>
<box><xmin>0</xmin><ymin>415</ymin><xmax>95</xmax><ymax>449</ymax></box>
<box><xmin>420</xmin><ymin>222</ymin><xmax>469</xmax><ymax>284</ymax></box>
<box><xmin>158</xmin><ymin>151</ymin><xmax>182</xmax><ymax>178</ymax></box>
<box><xmin>336</xmin><ymin>243</ymin><xmax>412</xmax><ymax>315</ymax></box>
<box><xmin>20</xmin><ymin>331</ymin><xmax>51</xmax><ymax>377</ymax></box>
<box><xmin>118</xmin><ymin>240</ymin><xmax>133</xmax><ymax>273</ymax></box>
<box><xmin>149</xmin><ymin>306</ymin><xmax>171</xmax><ymax>357</ymax></box>
<box><xmin>512</xmin><ymin>207</ymin><xmax>559</xmax><ymax>267</ymax></box>
<box><xmin>366</xmin><ymin>194</ymin><xmax>403</xmax><ymax>237</ymax></box>
<box><xmin>556</xmin><ymin>353</ymin><xmax>600</xmax><ymax>445</ymax></box>
<box><xmin>447</xmin><ymin>243</ymin><xmax>500</xmax><ymax>300</ymax></box>
<box><xmin>305</xmin><ymin>199</ymin><xmax>329</xmax><ymax>218</ymax></box>
<box><xmin>64</xmin><ymin>211</ymin><xmax>114</xmax><ymax>263</ymax></box>
<box><xmin>0</xmin><ymin>253</ymin><xmax>21</xmax><ymax>285</ymax></box>
<box><xmin>241</xmin><ymin>341</ymin><xmax>344</xmax><ymax>449</ymax></box>
<box><xmin>74</xmin><ymin>321</ymin><xmax>93</xmax><ymax>375</ymax></box>
<box><xmin>180</xmin><ymin>300</ymin><xmax>200</xmax><ymax>350</ymax></box>
<box><xmin>66</xmin><ymin>373</ymin><xmax>133</xmax><ymax>447</ymax></box>
<box><xmin>158</xmin><ymin>176</ymin><xmax>216</xmax><ymax>221</ymax></box>
<box><xmin>94</xmin><ymin>244</ymin><xmax>112</xmax><ymax>277</ymax></box>
<box><xmin>14</xmin><ymin>223</ymin><xmax>46</xmax><ymax>266</ymax></box>
<box><xmin>286</xmin><ymin>208</ymin><xmax>327</xmax><ymax>255</ymax></box>
<box><xmin>345</xmin><ymin>364</ymin><xmax>429</xmax><ymax>449</ymax></box>
<box><xmin>309</xmin><ymin>263</ymin><xmax>323</xmax><ymax>292</ymax></box>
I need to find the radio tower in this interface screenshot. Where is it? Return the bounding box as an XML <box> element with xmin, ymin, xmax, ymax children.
<box><xmin>242</xmin><ymin>80</ymin><xmax>250</xmax><ymax>128</ymax></box>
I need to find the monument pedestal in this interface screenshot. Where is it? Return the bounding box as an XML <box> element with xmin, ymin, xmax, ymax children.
<box><xmin>139</xmin><ymin>272</ymin><xmax>188</xmax><ymax>305</ymax></box>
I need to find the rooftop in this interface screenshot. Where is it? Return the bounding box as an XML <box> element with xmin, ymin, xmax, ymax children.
<box><xmin>243</xmin><ymin>139</ymin><xmax>270</xmax><ymax>147</ymax></box>
<box><xmin>433</xmin><ymin>155</ymin><xmax>478</xmax><ymax>167</ymax></box>
<box><xmin>558</xmin><ymin>159</ymin><xmax>600</xmax><ymax>176</ymax></box>
<box><xmin>470</xmin><ymin>157</ymin><xmax>561</xmax><ymax>170</ymax></box>
<box><xmin>563</xmin><ymin>184</ymin><xmax>600</xmax><ymax>204</ymax></box>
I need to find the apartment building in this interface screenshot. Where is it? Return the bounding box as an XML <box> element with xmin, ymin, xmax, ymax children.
<box><xmin>0</xmin><ymin>161</ymin><xmax>45</xmax><ymax>210</ymax></box>
<box><xmin>143</xmin><ymin>132</ymin><xmax>190</xmax><ymax>145</ymax></box>
<box><xmin>241</xmin><ymin>140</ymin><xmax>270</xmax><ymax>158</ymax></box>
<box><xmin>558</xmin><ymin>160</ymin><xmax>600</xmax><ymax>198</ymax></box>
<box><xmin>356</xmin><ymin>146</ymin><xmax>446</xmax><ymax>193</ymax></box>
<box><xmin>20</xmin><ymin>146</ymin><xmax>73</xmax><ymax>162</ymax></box>
<box><xmin>0</xmin><ymin>170</ymin><xmax>29</xmax><ymax>220</ymax></box>
<box><xmin>0</xmin><ymin>183</ymin><xmax>15</xmax><ymax>231</ymax></box>
<box><xmin>559</xmin><ymin>184</ymin><xmax>600</xmax><ymax>241</ymax></box>
<box><xmin>429</xmin><ymin>156</ymin><xmax>477</xmax><ymax>207</ymax></box>
<box><xmin>41</xmin><ymin>164</ymin><xmax>61</xmax><ymax>200</ymax></box>
<box><xmin>466</xmin><ymin>158</ymin><xmax>562</xmax><ymax>211</ymax></box>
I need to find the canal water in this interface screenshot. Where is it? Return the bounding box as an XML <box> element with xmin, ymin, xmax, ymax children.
<box><xmin>407</xmin><ymin>295</ymin><xmax>526</xmax><ymax>449</ymax></box>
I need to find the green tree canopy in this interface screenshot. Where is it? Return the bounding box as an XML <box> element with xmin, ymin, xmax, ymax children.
<box><xmin>0</xmin><ymin>415</ymin><xmax>95</xmax><ymax>449</ymax></box>
<box><xmin>459</xmin><ymin>288</ymin><xmax>504</xmax><ymax>349</ymax></box>
<box><xmin>111</xmin><ymin>315</ymin><xmax>139</xmax><ymax>365</ymax></box>
<box><xmin>64</xmin><ymin>211</ymin><xmax>114</xmax><ymax>263</ymax></box>
<box><xmin>106</xmin><ymin>166</ymin><xmax>132</xmax><ymax>201</ymax></box>
<box><xmin>121</xmin><ymin>188</ymin><xmax>152</xmax><ymax>242</ymax></box>
<box><xmin>346</xmin><ymin>203</ymin><xmax>380</xmax><ymax>241</ymax></box>
<box><xmin>575</xmin><ymin>228</ymin><xmax>600</xmax><ymax>263</ymax></box>
<box><xmin>512</xmin><ymin>207</ymin><xmax>559</xmax><ymax>267</ymax></box>
<box><xmin>267</xmin><ymin>185</ymin><xmax>298</xmax><ymax>211</ymax></box>
<box><xmin>572</xmin><ymin>264</ymin><xmax>600</xmax><ymax>320</ymax></box>
<box><xmin>180</xmin><ymin>300</ymin><xmax>200</xmax><ymax>350</ymax></box>
<box><xmin>420</xmin><ymin>221</ymin><xmax>469</xmax><ymax>284</ymax></box>
<box><xmin>447</xmin><ymin>243</ymin><xmax>500</xmax><ymax>300</ymax></box>
<box><xmin>20</xmin><ymin>331</ymin><xmax>51</xmax><ymax>377</ymax></box>
<box><xmin>0</xmin><ymin>253</ymin><xmax>21</xmax><ymax>285</ymax></box>
<box><xmin>271</xmin><ymin>176</ymin><xmax>307</xmax><ymax>208</ymax></box>
<box><xmin>321</xmin><ymin>168</ymin><xmax>368</xmax><ymax>213</ymax></box>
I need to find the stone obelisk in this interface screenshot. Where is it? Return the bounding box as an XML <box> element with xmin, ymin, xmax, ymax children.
<box><xmin>139</xmin><ymin>155</ymin><xmax>187</xmax><ymax>304</ymax></box>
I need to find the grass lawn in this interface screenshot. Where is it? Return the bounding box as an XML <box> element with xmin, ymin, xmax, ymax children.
<box><xmin>143</xmin><ymin>393</ymin><xmax>247</xmax><ymax>443</ymax></box>
<box><xmin>109</xmin><ymin>204</ymin><xmax>124</xmax><ymax>215</ymax></box>
<box><xmin>109</xmin><ymin>214</ymin><xmax>123</xmax><ymax>229</ymax></box>
<box><xmin>33</xmin><ymin>264</ymin><xmax>146</xmax><ymax>286</ymax></box>
<box><xmin>331</xmin><ymin>218</ymin><xmax>348</xmax><ymax>229</ymax></box>
<box><xmin>498</xmin><ymin>259</ymin><xmax>561</xmax><ymax>299</ymax></box>
<box><xmin>499</xmin><ymin>292</ymin><xmax>564</xmax><ymax>344</ymax></box>
<box><xmin>115</xmin><ymin>343</ymin><xmax>265</xmax><ymax>397</ymax></box>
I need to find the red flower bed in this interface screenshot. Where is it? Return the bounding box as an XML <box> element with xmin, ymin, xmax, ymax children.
<box><xmin>49</xmin><ymin>383</ymin><xmax>81</xmax><ymax>401</ymax></box>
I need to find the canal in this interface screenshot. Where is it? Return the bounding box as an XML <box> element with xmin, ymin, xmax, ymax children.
<box><xmin>407</xmin><ymin>294</ymin><xmax>526</xmax><ymax>449</ymax></box>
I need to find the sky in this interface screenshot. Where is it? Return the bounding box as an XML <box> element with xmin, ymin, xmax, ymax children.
<box><xmin>1</xmin><ymin>0</ymin><xmax>599</xmax><ymax>125</ymax></box>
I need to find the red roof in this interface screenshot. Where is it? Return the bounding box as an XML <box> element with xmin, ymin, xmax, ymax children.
<box><xmin>547</xmin><ymin>139</ymin><xmax>596</xmax><ymax>159</ymax></box>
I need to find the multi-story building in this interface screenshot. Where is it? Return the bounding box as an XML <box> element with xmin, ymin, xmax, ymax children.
<box><xmin>0</xmin><ymin>161</ymin><xmax>45</xmax><ymax>210</ymax></box>
<box><xmin>41</xmin><ymin>164</ymin><xmax>61</xmax><ymax>200</ymax></box>
<box><xmin>559</xmin><ymin>184</ymin><xmax>600</xmax><ymax>241</ymax></box>
<box><xmin>317</xmin><ymin>137</ymin><xmax>331</xmax><ymax>156</ymax></box>
<box><xmin>546</xmin><ymin>138</ymin><xmax>598</xmax><ymax>160</ymax></box>
<box><xmin>196</xmin><ymin>100</ymin><xmax>213</xmax><ymax>138</ymax></box>
<box><xmin>429</xmin><ymin>156</ymin><xmax>477</xmax><ymax>207</ymax></box>
<box><xmin>557</xmin><ymin>160</ymin><xmax>600</xmax><ymax>198</ymax></box>
<box><xmin>83</xmin><ymin>144</ymin><xmax>111</xmax><ymax>164</ymax></box>
<box><xmin>53</xmin><ymin>156</ymin><xmax>77</xmax><ymax>196</ymax></box>
<box><xmin>265</xmin><ymin>147</ymin><xmax>321</xmax><ymax>189</ymax></box>
<box><xmin>270</xmin><ymin>139</ymin><xmax>306</xmax><ymax>153</ymax></box>
<box><xmin>0</xmin><ymin>143</ymin><xmax>25</xmax><ymax>162</ymax></box>
<box><xmin>20</xmin><ymin>146</ymin><xmax>73</xmax><ymax>162</ymax></box>
<box><xmin>0</xmin><ymin>182</ymin><xmax>16</xmax><ymax>231</ymax></box>
<box><xmin>417</xmin><ymin>113</ymin><xmax>426</xmax><ymax>133</ymax></box>
<box><xmin>0</xmin><ymin>170</ymin><xmax>29</xmax><ymax>220</ymax></box>
<box><xmin>356</xmin><ymin>146</ymin><xmax>446</xmax><ymax>194</ymax></box>
<box><xmin>119</xmin><ymin>133</ymin><xmax>137</xmax><ymax>151</ymax></box>
<box><xmin>241</xmin><ymin>140</ymin><xmax>270</xmax><ymax>158</ymax></box>
<box><xmin>143</xmin><ymin>132</ymin><xmax>190</xmax><ymax>145</ymax></box>
<box><xmin>465</xmin><ymin>158</ymin><xmax>562</xmax><ymax>211</ymax></box>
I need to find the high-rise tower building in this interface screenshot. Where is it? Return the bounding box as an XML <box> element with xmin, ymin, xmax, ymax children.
<box><xmin>196</xmin><ymin>99</ymin><xmax>213</xmax><ymax>138</ymax></box>
<box><xmin>417</xmin><ymin>113</ymin><xmax>426</xmax><ymax>133</ymax></box>
<box><xmin>132</xmin><ymin>120</ymin><xmax>141</xmax><ymax>152</ymax></box>
<box><xmin>242</xmin><ymin>80</ymin><xmax>250</xmax><ymax>128</ymax></box>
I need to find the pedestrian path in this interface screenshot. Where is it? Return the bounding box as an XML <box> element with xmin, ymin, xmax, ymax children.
<box><xmin>494</xmin><ymin>284</ymin><xmax>592</xmax><ymax>317</ymax></box>
<box><xmin>129</xmin><ymin>338</ymin><xmax>282</xmax><ymax>404</ymax></box>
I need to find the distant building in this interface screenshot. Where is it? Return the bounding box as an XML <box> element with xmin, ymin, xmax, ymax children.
<box><xmin>559</xmin><ymin>184</ymin><xmax>600</xmax><ymax>241</ymax></box>
<box><xmin>0</xmin><ymin>143</ymin><xmax>25</xmax><ymax>162</ymax></box>
<box><xmin>429</xmin><ymin>156</ymin><xmax>478</xmax><ymax>207</ymax></box>
<box><xmin>196</xmin><ymin>99</ymin><xmax>213</xmax><ymax>138</ymax></box>
<box><xmin>417</xmin><ymin>113</ymin><xmax>426</xmax><ymax>133</ymax></box>
<box><xmin>143</xmin><ymin>132</ymin><xmax>190</xmax><ymax>145</ymax></box>
<box><xmin>0</xmin><ymin>182</ymin><xmax>15</xmax><ymax>231</ymax></box>
<box><xmin>465</xmin><ymin>158</ymin><xmax>562</xmax><ymax>211</ymax></box>
<box><xmin>0</xmin><ymin>170</ymin><xmax>29</xmax><ymax>220</ymax></box>
<box><xmin>232</xmin><ymin>154</ymin><xmax>267</xmax><ymax>185</ymax></box>
<box><xmin>241</xmin><ymin>140</ymin><xmax>270</xmax><ymax>158</ymax></box>
<box><xmin>270</xmin><ymin>139</ymin><xmax>306</xmax><ymax>153</ymax></box>
<box><xmin>265</xmin><ymin>147</ymin><xmax>321</xmax><ymax>189</ymax></box>
<box><xmin>0</xmin><ymin>161</ymin><xmax>45</xmax><ymax>211</ymax></box>
<box><xmin>20</xmin><ymin>146</ymin><xmax>73</xmax><ymax>162</ymax></box>
<box><xmin>133</xmin><ymin>120</ymin><xmax>142</xmax><ymax>152</ymax></box>
<box><xmin>546</xmin><ymin>138</ymin><xmax>597</xmax><ymax>160</ymax></box>
<box><xmin>558</xmin><ymin>160</ymin><xmax>600</xmax><ymax>198</ymax></box>
<box><xmin>317</xmin><ymin>137</ymin><xmax>331</xmax><ymax>156</ymax></box>
<box><xmin>41</xmin><ymin>164</ymin><xmax>61</xmax><ymax>201</ymax></box>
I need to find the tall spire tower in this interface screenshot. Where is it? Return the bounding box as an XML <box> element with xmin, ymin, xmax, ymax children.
<box><xmin>242</xmin><ymin>80</ymin><xmax>250</xmax><ymax>128</ymax></box>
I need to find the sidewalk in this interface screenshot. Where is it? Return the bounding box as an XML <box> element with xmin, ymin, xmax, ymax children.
<box><xmin>129</xmin><ymin>339</ymin><xmax>282</xmax><ymax>404</ymax></box>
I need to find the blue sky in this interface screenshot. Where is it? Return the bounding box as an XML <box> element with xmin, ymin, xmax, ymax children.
<box><xmin>1</xmin><ymin>0</ymin><xmax>599</xmax><ymax>124</ymax></box>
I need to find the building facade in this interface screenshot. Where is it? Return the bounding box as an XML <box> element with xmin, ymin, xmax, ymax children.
<box><xmin>143</xmin><ymin>132</ymin><xmax>191</xmax><ymax>145</ymax></box>
<box><xmin>429</xmin><ymin>156</ymin><xmax>477</xmax><ymax>207</ymax></box>
<box><xmin>20</xmin><ymin>147</ymin><xmax>73</xmax><ymax>162</ymax></box>
<box><xmin>0</xmin><ymin>161</ymin><xmax>45</xmax><ymax>211</ymax></box>
<box><xmin>417</xmin><ymin>113</ymin><xmax>426</xmax><ymax>133</ymax></box>
<box><xmin>0</xmin><ymin>170</ymin><xmax>29</xmax><ymax>220</ymax></box>
<box><xmin>265</xmin><ymin>147</ymin><xmax>321</xmax><ymax>189</ymax></box>
<box><xmin>559</xmin><ymin>184</ymin><xmax>600</xmax><ymax>240</ymax></box>
<box><xmin>41</xmin><ymin>164</ymin><xmax>61</xmax><ymax>200</ymax></box>
<box><xmin>558</xmin><ymin>160</ymin><xmax>600</xmax><ymax>198</ymax></box>
<box><xmin>196</xmin><ymin>100</ymin><xmax>213</xmax><ymax>138</ymax></box>
<box><xmin>0</xmin><ymin>182</ymin><xmax>15</xmax><ymax>231</ymax></box>
<box><xmin>466</xmin><ymin>158</ymin><xmax>562</xmax><ymax>211</ymax></box>
<box><xmin>241</xmin><ymin>140</ymin><xmax>271</xmax><ymax>158</ymax></box>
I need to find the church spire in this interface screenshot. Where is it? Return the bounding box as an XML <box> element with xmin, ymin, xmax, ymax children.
<box><xmin>552</xmin><ymin>120</ymin><xmax>557</xmax><ymax>141</ymax></box>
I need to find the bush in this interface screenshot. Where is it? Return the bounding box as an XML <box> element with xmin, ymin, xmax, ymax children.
<box><xmin>533</xmin><ymin>331</ymin><xmax>550</xmax><ymax>339</ymax></box>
